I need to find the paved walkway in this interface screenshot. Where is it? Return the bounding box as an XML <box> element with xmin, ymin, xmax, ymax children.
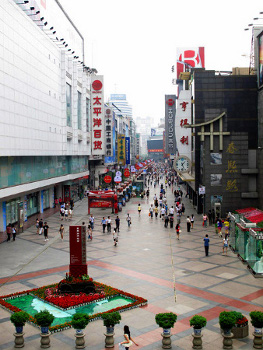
<box><xmin>0</xmin><ymin>182</ymin><xmax>262</xmax><ymax>349</ymax></box>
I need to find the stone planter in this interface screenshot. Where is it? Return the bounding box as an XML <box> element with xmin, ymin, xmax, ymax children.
<box><xmin>232</xmin><ymin>324</ymin><xmax>249</xmax><ymax>339</ymax></box>
<box><xmin>161</xmin><ymin>332</ymin><xmax>172</xmax><ymax>349</ymax></box>
<box><xmin>104</xmin><ymin>327</ymin><xmax>115</xmax><ymax>348</ymax></box>
<box><xmin>75</xmin><ymin>332</ymin><xmax>85</xmax><ymax>349</ymax></box>
<box><xmin>221</xmin><ymin>331</ymin><xmax>233</xmax><ymax>349</ymax></box>
<box><xmin>252</xmin><ymin>331</ymin><xmax>263</xmax><ymax>349</ymax></box>
<box><xmin>40</xmin><ymin>331</ymin><xmax>51</xmax><ymax>348</ymax></box>
<box><xmin>14</xmin><ymin>332</ymin><xmax>25</xmax><ymax>348</ymax></box>
<box><xmin>192</xmin><ymin>332</ymin><xmax>203</xmax><ymax>349</ymax></box>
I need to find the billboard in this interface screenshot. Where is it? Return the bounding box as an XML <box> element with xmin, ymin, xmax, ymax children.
<box><xmin>176</xmin><ymin>47</ymin><xmax>205</xmax><ymax>79</ymax></box>
<box><xmin>259</xmin><ymin>33</ymin><xmax>263</xmax><ymax>87</ymax></box>
<box><xmin>147</xmin><ymin>139</ymin><xmax>164</xmax><ymax>153</ymax></box>
<box><xmin>91</xmin><ymin>76</ymin><xmax>105</xmax><ymax>156</ymax></box>
<box><xmin>165</xmin><ymin>95</ymin><xmax>176</xmax><ymax>155</ymax></box>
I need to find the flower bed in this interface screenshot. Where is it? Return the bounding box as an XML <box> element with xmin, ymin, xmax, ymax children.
<box><xmin>0</xmin><ymin>280</ymin><xmax>147</xmax><ymax>333</ymax></box>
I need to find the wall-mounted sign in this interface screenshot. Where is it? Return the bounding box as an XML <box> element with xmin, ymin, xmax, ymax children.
<box><xmin>165</xmin><ymin>95</ymin><xmax>176</xmax><ymax>155</ymax></box>
<box><xmin>91</xmin><ymin>76</ymin><xmax>105</xmax><ymax>156</ymax></box>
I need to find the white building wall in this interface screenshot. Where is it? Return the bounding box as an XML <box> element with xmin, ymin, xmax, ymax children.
<box><xmin>0</xmin><ymin>0</ymin><xmax>91</xmax><ymax>157</ymax></box>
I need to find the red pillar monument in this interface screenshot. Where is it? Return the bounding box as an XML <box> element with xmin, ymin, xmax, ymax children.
<box><xmin>69</xmin><ymin>225</ymin><xmax>87</xmax><ymax>277</ymax></box>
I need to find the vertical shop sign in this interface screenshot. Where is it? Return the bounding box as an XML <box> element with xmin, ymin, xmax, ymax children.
<box><xmin>117</xmin><ymin>134</ymin><xmax>125</xmax><ymax>165</ymax></box>
<box><xmin>125</xmin><ymin>137</ymin><xmax>130</xmax><ymax>165</ymax></box>
<box><xmin>91</xmin><ymin>76</ymin><xmax>105</xmax><ymax>156</ymax></box>
<box><xmin>165</xmin><ymin>95</ymin><xmax>176</xmax><ymax>154</ymax></box>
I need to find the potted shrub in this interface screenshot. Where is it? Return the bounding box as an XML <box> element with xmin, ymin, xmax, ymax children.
<box><xmin>101</xmin><ymin>311</ymin><xmax>121</xmax><ymax>334</ymax></box>
<box><xmin>71</xmin><ymin>313</ymin><xmax>90</xmax><ymax>349</ymax></box>
<box><xmin>250</xmin><ymin>311</ymin><xmax>263</xmax><ymax>334</ymax></box>
<box><xmin>34</xmin><ymin>310</ymin><xmax>55</xmax><ymax>334</ymax></box>
<box><xmin>219</xmin><ymin>311</ymin><xmax>236</xmax><ymax>335</ymax></box>
<box><xmin>189</xmin><ymin>315</ymin><xmax>207</xmax><ymax>335</ymax></box>
<box><xmin>71</xmin><ymin>313</ymin><xmax>90</xmax><ymax>334</ymax></box>
<box><xmin>10</xmin><ymin>311</ymin><xmax>30</xmax><ymax>334</ymax></box>
<box><xmin>155</xmin><ymin>312</ymin><xmax>177</xmax><ymax>334</ymax></box>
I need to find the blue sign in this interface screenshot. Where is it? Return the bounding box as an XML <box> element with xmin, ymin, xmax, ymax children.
<box><xmin>125</xmin><ymin>137</ymin><xmax>130</xmax><ymax>165</ymax></box>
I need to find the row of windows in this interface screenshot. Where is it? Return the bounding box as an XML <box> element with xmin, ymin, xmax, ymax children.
<box><xmin>66</xmin><ymin>83</ymin><xmax>90</xmax><ymax>131</ymax></box>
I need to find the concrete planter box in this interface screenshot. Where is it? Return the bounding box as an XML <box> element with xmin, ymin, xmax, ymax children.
<box><xmin>232</xmin><ymin>324</ymin><xmax>249</xmax><ymax>339</ymax></box>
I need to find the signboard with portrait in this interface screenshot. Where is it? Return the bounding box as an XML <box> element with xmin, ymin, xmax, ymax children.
<box><xmin>211</xmin><ymin>174</ymin><xmax>222</xmax><ymax>186</ymax></box>
<box><xmin>210</xmin><ymin>153</ymin><xmax>222</xmax><ymax>165</ymax></box>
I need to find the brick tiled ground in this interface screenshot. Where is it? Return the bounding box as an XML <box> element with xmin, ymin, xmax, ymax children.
<box><xmin>0</xmin><ymin>183</ymin><xmax>262</xmax><ymax>349</ymax></box>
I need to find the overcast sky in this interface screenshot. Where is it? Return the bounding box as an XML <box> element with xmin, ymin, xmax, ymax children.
<box><xmin>60</xmin><ymin>0</ymin><xmax>263</xmax><ymax>125</ymax></box>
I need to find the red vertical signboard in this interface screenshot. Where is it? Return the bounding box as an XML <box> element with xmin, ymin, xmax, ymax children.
<box><xmin>69</xmin><ymin>226</ymin><xmax>87</xmax><ymax>277</ymax></box>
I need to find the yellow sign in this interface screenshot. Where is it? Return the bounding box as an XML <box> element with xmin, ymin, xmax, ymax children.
<box><xmin>226</xmin><ymin>142</ymin><xmax>238</xmax><ymax>154</ymax></box>
<box><xmin>226</xmin><ymin>179</ymin><xmax>238</xmax><ymax>192</ymax></box>
<box><xmin>226</xmin><ymin>160</ymin><xmax>238</xmax><ymax>173</ymax></box>
<box><xmin>117</xmin><ymin>134</ymin><xmax>125</xmax><ymax>165</ymax></box>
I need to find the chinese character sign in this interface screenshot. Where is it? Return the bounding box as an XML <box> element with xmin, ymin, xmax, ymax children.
<box><xmin>165</xmin><ymin>95</ymin><xmax>176</xmax><ymax>155</ymax></box>
<box><xmin>91</xmin><ymin>76</ymin><xmax>105</xmax><ymax>156</ymax></box>
<box><xmin>125</xmin><ymin>137</ymin><xmax>131</xmax><ymax>165</ymax></box>
<box><xmin>117</xmin><ymin>134</ymin><xmax>126</xmax><ymax>165</ymax></box>
<box><xmin>175</xmin><ymin>90</ymin><xmax>191</xmax><ymax>160</ymax></box>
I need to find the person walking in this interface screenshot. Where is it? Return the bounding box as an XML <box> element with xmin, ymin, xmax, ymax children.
<box><xmin>164</xmin><ymin>213</ymin><xmax>169</xmax><ymax>228</ymax></box>
<box><xmin>203</xmin><ymin>213</ymin><xmax>208</xmax><ymax>228</ymax></box>
<box><xmin>39</xmin><ymin>218</ymin><xmax>43</xmax><ymax>235</ymax></box>
<box><xmin>190</xmin><ymin>214</ymin><xmax>194</xmax><ymax>229</ymax></box>
<box><xmin>6</xmin><ymin>223</ymin><xmax>11</xmax><ymax>242</ymax></box>
<box><xmin>154</xmin><ymin>206</ymin><xmax>159</xmax><ymax>218</ymax></box>
<box><xmin>149</xmin><ymin>204</ymin><xmax>154</xmax><ymax>219</ymax></box>
<box><xmin>176</xmin><ymin>223</ymin><xmax>181</xmax><ymax>240</ymax></box>
<box><xmin>115</xmin><ymin>216</ymin><xmax>120</xmax><ymax>232</ymax></box>
<box><xmin>59</xmin><ymin>224</ymin><xmax>64</xmax><ymax>240</ymax></box>
<box><xmin>11</xmin><ymin>224</ymin><xmax>17</xmax><ymax>241</ymax></box>
<box><xmin>169</xmin><ymin>215</ymin><xmax>174</xmax><ymax>228</ymax></box>
<box><xmin>119</xmin><ymin>325</ymin><xmax>138</xmax><ymax>349</ymax></box>
<box><xmin>138</xmin><ymin>204</ymin><xmax>141</xmax><ymax>216</ymax></box>
<box><xmin>60</xmin><ymin>206</ymin><xmax>65</xmax><ymax>220</ymax></box>
<box><xmin>106</xmin><ymin>216</ymin><xmax>111</xmax><ymax>233</ymax></box>
<box><xmin>43</xmin><ymin>222</ymin><xmax>49</xmax><ymax>241</ymax></box>
<box><xmin>36</xmin><ymin>218</ymin><xmax>39</xmax><ymax>234</ymax></box>
<box><xmin>208</xmin><ymin>210</ymin><xmax>213</xmax><ymax>225</ymax></box>
<box><xmin>217</xmin><ymin>218</ymin><xmax>223</xmax><ymax>237</ymax></box>
<box><xmin>204</xmin><ymin>234</ymin><xmax>210</xmax><ymax>256</ymax></box>
<box><xmin>222</xmin><ymin>237</ymin><xmax>228</xmax><ymax>255</ymax></box>
<box><xmin>64</xmin><ymin>208</ymin><xmax>69</xmax><ymax>221</ymax></box>
<box><xmin>89</xmin><ymin>214</ymin><xmax>95</xmax><ymax>230</ymax></box>
<box><xmin>126</xmin><ymin>213</ymin><xmax>131</xmax><ymax>227</ymax></box>
<box><xmin>87</xmin><ymin>225</ymin><xmax>93</xmax><ymax>240</ymax></box>
<box><xmin>186</xmin><ymin>216</ymin><xmax>191</xmax><ymax>232</ymax></box>
<box><xmin>101</xmin><ymin>217</ymin><xmax>106</xmax><ymax>233</ymax></box>
<box><xmin>113</xmin><ymin>228</ymin><xmax>118</xmax><ymax>246</ymax></box>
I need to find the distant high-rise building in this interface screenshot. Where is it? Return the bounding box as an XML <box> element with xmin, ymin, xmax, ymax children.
<box><xmin>109</xmin><ymin>94</ymin><xmax>132</xmax><ymax>117</ymax></box>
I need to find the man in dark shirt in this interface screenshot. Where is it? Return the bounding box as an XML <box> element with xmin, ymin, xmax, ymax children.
<box><xmin>115</xmin><ymin>216</ymin><xmax>120</xmax><ymax>232</ymax></box>
<box><xmin>39</xmin><ymin>219</ymin><xmax>43</xmax><ymax>235</ymax></box>
<box><xmin>43</xmin><ymin>222</ymin><xmax>49</xmax><ymax>241</ymax></box>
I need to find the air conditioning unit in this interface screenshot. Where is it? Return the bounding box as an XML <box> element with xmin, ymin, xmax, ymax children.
<box><xmin>67</xmin><ymin>131</ymin><xmax>73</xmax><ymax>139</ymax></box>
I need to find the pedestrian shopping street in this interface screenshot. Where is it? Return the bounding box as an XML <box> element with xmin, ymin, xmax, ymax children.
<box><xmin>0</xmin><ymin>182</ymin><xmax>262</xmax><ymax>349</ymax></box>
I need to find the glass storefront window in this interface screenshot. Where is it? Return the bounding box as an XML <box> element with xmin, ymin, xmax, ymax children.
<box><xmin>26</xmin><ymin>192</ymin><xmax>39</xmax><ymax>217</ymax></box>
<box><xmin>6</xmin><ymin>199</ymin><xmax>21</xmax><ymax>224</ymax></box>
<box><xmin>43</xmin><ymin>190</ymin><xmax>50</xmax><ymax>210</ymax></box>
<box><xmin>66</xmin><ymin>83</ymin><xmax>72</xmax><ymax>127</ymax></box>
<box><xmin>78</xmin><ymin>91</ymin><xmax>82</xmax><ymax>130</ymax></box>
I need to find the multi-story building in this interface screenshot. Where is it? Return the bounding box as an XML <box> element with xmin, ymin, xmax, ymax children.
<box><xmin>109</xmin><ymin>94</ymin><xmax>132</xmax><ymax>118</ymax></box>
<box><xmin>0</xmin><ymin>0</ymin><xmax>93</xmax><ymax>240</ymax></box>
<box><xmin>176</xmin><ymin>68</ymin><xmax>258</xmax><ymax>216</ymax></box>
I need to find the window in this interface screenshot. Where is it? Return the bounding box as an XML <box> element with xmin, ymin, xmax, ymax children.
<box><xmin>66</xmin><ymin>83</ymin><xmax>72</xmax><ymax>127</ymax></box>
<box><xmin>78</xmin><ymin>92</ymin><xmax>82</xmax><ymax>130</ymax></box>
<box><xmin>86</xmin><ymin>98</ymin><xmax>90</xmax><ymax>132</ymax></box>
